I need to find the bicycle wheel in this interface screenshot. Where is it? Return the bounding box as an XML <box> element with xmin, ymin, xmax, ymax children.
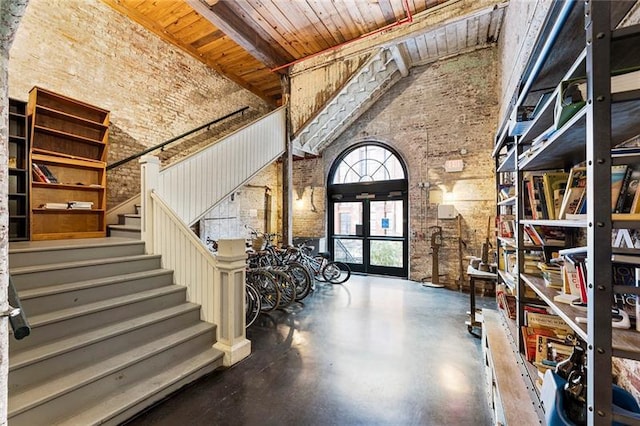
<box><xmin>313</xmin><ymin>256</ymin><xmax>328</xmax><ymax>282</ymax></box>
<box><xmin>287</xmin><ymin>261</ymin><xmax>313</xmax><ymax>301</ymax></box>
<box><xmin>247</xmin><ymin>269</ymin><xmax>280</xmax><ymax>312</ymax></box>
<box><xmin>245</xmin><ymin>283</ymin><xmax>261</xmax><ymax>328</ymax></box>
<box><xmin>322</xmin><ymin>261</ymin><xmax>351</xmax><ymax>284</ymax></box>
<box><xmin>270</xmin><ymin>268</ymin><xmax>297</xmax><ymax>308</ymax></box>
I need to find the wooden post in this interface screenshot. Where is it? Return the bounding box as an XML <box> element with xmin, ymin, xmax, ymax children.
<box><xmin>281</xmin><ymin>74</ymin><xmax>293</xmax><ymax>246</ymax></box>
<box><xmin>213</xmin><ymin>239</ymin><xmax>251</xmax><ymax>366</ymax></box>
<box><xmin>139</xmin><ymin>155</ymin><xmax>160</xmax><ymax>253</ymax></box>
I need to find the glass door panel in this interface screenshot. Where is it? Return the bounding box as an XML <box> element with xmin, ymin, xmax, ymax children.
<box><xmin>369</xmin><ymin>240</ymin><xmax>404</xmax><ymax>268</ymax></box>
<box><xmin>333</xmin><ymin>202</ymin><xmax>363</xmax><ymax>236</ymax></box>
<box><xmin>369</xmin><ymin>200</ymin><xmax>403</xmax><ymax>237</ymax></box>
<box><xmin>334</xmin><ymin>238</ymin><xmax>363</xmax><ymax>264</ymax></box>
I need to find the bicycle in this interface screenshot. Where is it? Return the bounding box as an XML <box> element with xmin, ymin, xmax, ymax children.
<box><xmin>288</xmin><ymin>241</ymin><xmax>351</xmax><ymax>285</ymax></box>
<box><xmin>245</xmin><ymin>279</ymin><xmax>261</xmax><ymax>327</ymax></box>
<box><xmin>246</xmin><ymin>227</ymin><xmax>313</xmax><ymax>301</ymax></box>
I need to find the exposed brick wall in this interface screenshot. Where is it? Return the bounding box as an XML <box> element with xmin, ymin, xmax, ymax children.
<box><xmin>199</xmin><ymin>163</ymin><xmax>281</xmax><ymax>246</ymax></box>
<box><xmin>291</xmin><ymin>156</ymin><xmax>326</xmax><ymax>238</ymax></box>
<box><xmin>293</xmin><ymin>47</ymin><xmax>499</xmax><ymax>286</ymax></box>
<box><xmin>8</xmin><ymin>0</ymin><xmax>271</xmax><ymax>208</ymax></box>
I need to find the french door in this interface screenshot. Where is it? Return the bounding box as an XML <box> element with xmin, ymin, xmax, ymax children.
<box><xmin>329</xmin><ymin>188</ymin><xmax>407</xmax><ymax>277</ymax></box>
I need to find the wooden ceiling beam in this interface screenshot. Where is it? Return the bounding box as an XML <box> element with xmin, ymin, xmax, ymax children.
<box><xmin>186</xmin><ymin>0</ymin><xmax>291</xmax><ymax>71</ymax></box>
<box><xmin>290</xmin><ymin>0</ymin><xmax>506</xmax><ymax>75</ymax></box>
<box><xmin>101</xmin><ymin>0</ymin><xmax>278</xmax><ymax>106</ymax></box>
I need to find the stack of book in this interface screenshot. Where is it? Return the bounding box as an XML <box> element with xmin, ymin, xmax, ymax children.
<box><xmin>521</xmin><ymin>311</ymin><xmax>576</xmax><ymax>384</ymax></box>
<box><xmin>32</xmin><ymin>163</ymin><xmax>58</xmax><ymax>184</ymax></box>
<box><xmin>69</xmin><ymin>201</ymin><xmax>94</xmax><ymax>210</ymax></box>
<box><xmin>538</xmin><ymin>261</ymin><xmax>563</xmax><ymax>289</ymax></box>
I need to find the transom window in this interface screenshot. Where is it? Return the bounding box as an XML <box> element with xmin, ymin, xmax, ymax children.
<box><xmin>331</xmin><ymin>145</ymin><xmax>405</xmax><ymax>184</ymax></box>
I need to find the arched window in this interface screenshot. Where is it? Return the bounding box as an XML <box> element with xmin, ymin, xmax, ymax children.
<box><xmin>327</xmin><ymin>142</ymin><xmax>408</xmax><ymax>278</ymax></box>
<box><xmin>331</xmin><ymin>145</ymin><xmax>405</xmax><ymax>184</ymax></box>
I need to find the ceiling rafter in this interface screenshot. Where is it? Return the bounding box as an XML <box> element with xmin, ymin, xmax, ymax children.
<box><xmin>185</xmin><ymin>0</ymin><xmax>292</xmax><ymax>71</ymax></box>
<box><xmin>102</xmin><ymin>0</ymin><xmax>279</xmax><ymax>105</ymax></box>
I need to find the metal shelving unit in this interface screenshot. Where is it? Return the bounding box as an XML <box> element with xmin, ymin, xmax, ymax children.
<box><xmin>492</xmin><ymin>1</ymin><xmax>640</xmax><ymax>424</ymax></box>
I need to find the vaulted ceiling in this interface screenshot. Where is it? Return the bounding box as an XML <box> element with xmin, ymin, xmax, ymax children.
<box><xmin>102</xmin><ymin>0</ymin><xmax>503</xmax><ymax>106</ymax></box>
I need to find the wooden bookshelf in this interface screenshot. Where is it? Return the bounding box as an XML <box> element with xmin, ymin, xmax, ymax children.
<box><xmin>27</xmin><ymin>87</ymin><xmax>109</xmax><ymax>240</ymax></box>
<box><xmin>9</xmin><ymin>98</ymin><xmax>29</xmax><ymax>241</ymax></box>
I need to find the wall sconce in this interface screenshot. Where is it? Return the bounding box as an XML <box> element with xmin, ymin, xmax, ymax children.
<box><xmin>295</xmin><ymin>187</ymin><xmax>305</xmax><ymax>209</ymax></box>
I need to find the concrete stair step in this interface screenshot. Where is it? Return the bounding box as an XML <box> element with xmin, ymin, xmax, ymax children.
<box><xmin>10</xmin><ymin>254</ymin><xmax>162</xmax><ymax>290</ymax></box>
<box><xmin>118</xmin><ymin>213</ymin><xmax>141</xmax><ymax>227</ymax></box>
<box><xmin>9</xmin><ymin>238</ymin><xmax>146</xmax><ymax>268</ymax></box>
<box><xmin>11</xmin><ymin>285</ymin><xmax>186</xmax><ymax>352</ymax></box>
<box><xmin>18</xmin><ymin>268</ymin><xmax>174</xmax><ymax>317</ymax></box>
<box><xmin>108</xmin><ymin>224</ymin><xmax>141</xmax><ymax>239</ymax></box>
<box><xmin>9</xmin><ymin>303</ymin><xmax>202</xmax><ymax>392</ymax></box>
<box><xmin>55</xmin><ymin>347</ymin><xmax>222</xmax><ymax>426</ymax></box>
<box><xmin>8</xmin><ymin>323</ymin><xmax>220</xmax><ymax>426</ymax></box>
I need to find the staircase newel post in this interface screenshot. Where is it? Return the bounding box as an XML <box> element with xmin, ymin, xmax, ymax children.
<box><xmin>214</xmin><ymin>239</ymin><xmax>251</xmax><ymax>366</ymax></box>
<box><xmin>139</xmin><ymin>155</ymin><xmax>160</xmax><ymax>254</ymax></box>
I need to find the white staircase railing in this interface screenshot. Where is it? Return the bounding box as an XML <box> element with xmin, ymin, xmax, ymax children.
<box><xmin>157</xmin><ymin>107</ymin><xmax>286</xmax><ymax>226</ymax></box>
<box><xmin>148</xmin><ymin>192</ymin><xmax>250</xmax><ymax>366</ymax></box>
<box><xmin>137</xmin><ymin>107</ymin><xmax>286</xmax><ymax>365</ymax></box>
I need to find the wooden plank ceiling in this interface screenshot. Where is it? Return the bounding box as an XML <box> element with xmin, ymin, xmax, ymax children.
<box><xmin>102</xmin><ymin>0</ymin><xmax>455</xmax><ymax>105</ymax></box>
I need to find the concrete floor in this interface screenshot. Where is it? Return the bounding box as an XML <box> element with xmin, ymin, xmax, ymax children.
<box><xmin>124</xmin><ymin>275</ymin><xmax>496</xmax><ymax>426</ymax></box>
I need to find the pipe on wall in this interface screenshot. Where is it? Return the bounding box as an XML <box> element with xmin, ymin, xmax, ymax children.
<box><xmin>270</xmin><ymin>0</ymin><xmax>413</xmax><ymax>73</ymax></box>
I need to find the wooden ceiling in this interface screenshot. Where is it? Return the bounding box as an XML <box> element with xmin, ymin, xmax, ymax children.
<box><xmin>103</xmin><ymin>0</ymin><xmax>453</xmax><ymax>105</ymax></box>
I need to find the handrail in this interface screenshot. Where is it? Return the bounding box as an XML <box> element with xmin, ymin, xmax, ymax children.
<box><xmin>335</xmin><ymin>239</ymin><xmax>356</xmax><ymax>263</ymax></box>
<box><xmin>107</xmin><ymin>106</ymin><xmax>249</xmax><ymax>171</ymax></box>
<box><xmin>8</xmin><ymin>276</ymin><xmax>30</xmax><ymax>340</ymax></box>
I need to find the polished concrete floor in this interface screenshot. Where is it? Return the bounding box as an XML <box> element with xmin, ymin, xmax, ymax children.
<box><xmin>125</xmin><ymin>275</ymin><xmax>496</xmax><ymax>426</ymax></box>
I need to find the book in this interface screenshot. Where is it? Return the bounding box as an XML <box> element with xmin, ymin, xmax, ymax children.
<box><xmin>534</xmin><ymin>335</ymin><xmax>573</xmax><ymax>370</ymax></box>
<box><xmin>542</xmin><ymin>172</ymin><xmax>568</xmax><ymax>220</ymax></box>
<box><xmin>522</xmin><ymin>326</ymin><xmax>556</xmax><ymax>362</ymax></box>
<box><xmin>68</xmin><ymin>201</ymin><xmax>94</xmax><ymax>209</ymax></box>
<box><xmin>611</xmin><ymin>68</ymin><xmax>640</xmax><ymax>92</ymax></box>
<box><xmin>612</xmin><ymin>263</ymin><xmax>637</xmax><ymax>328</ymax></box>
<box><xmin>554</xmin><ymin>78</ymin><xmax>586</xmax><ymax>130</ymax></box>
<box><xmin>561</xmin><ymin>248</ymin><xmax>588</xmax><ymax>304</ymax></box>
<box><xmin>37</xmin><ymin>164</ymin><xmax>58</xmax><ymax>183</ymax></box>
<box><xmin>41</xmin><ymin>202</ymin><xmax>69</xmax><ymax>209</ymax></box>
<box><xmin>562</xmin><ymin>259</ymin><xmax>583</xmax><ymax>300</ymax></box>
<box><xmin>534</xmin><ymin>175</ymin><xmax>549</xmax><ymax>219</ymax></box>
<box><xmin>636</xmin><ymin>268</ymin><xmax>640</xmax><ymax>332</ymax></box>
<box><xmin>559</xmin><ymin>167</ymin><xmax>586</xmax><ymax>219</ymax></box>
<box><xmin>614</xmin><ymin>165</ymin><xmax>635</xmax><ymax>213</ymax></box>
<box><xmin>32</xmin><ymin>163</ymin><xmax>49</xmax><ymax>183</ymax></box>
<box><xmin>522</xmin><ymin>178</ymin><xmax>534</xmax><ymax>219</ymax></box>
<box><xmin>611</xmin><ymin>165</ymin><xmax>628</xmax><ymax>212</ymax></box>
<box><xmin>619</xmin><ymin>164</ymin><xmax>640</xmax><ymax>213</ymax></box>
<box><xmin>554</xmin><ymin>69</ymin><xmax>640</xmax><ymax>130</ymax></box>
<box><xmin>525</xmin><ymin>173</ymin><xmax>546</xmax><ymax>219</ymax></box>
<box><xmin>526</xmin><ymin>312</ymin><xmax>573</xmax><ymax>337</ymax></box>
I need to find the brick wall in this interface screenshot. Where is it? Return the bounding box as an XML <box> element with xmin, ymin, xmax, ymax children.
<box><xmin>293</xmin><ymin>47</ymin><xmax>499</xmax><ymax>286</ymax></box>
<box><xmin>8</xmin><ymin>0</ymin><xmax>270</xmax><ymax>208</ymax></box>
<box><xmin>199</xmin><ymin>163</ymin><xmax>281</xmax><ymax>247</ymax></box>
<box><xmin>291</xmin><ymin>156</ymin><xmax>326</xmax><ymax>238</ymax></box>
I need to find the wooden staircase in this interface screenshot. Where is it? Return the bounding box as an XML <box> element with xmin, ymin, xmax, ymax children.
<box><xmin>108</xmin><ymin>204</ymin><xmax>141</xmax><ymax>239</ymax></box>
<box><xmin>8</xmin><ymin>237</ymin><xmax>223</xmax><ymax>425</ymax></box>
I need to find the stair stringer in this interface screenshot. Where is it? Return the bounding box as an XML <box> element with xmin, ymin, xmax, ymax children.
<box><xmin>292</xmin><ymin>46</ymin><xmax>409</xmax><ymax>155</ymax></box>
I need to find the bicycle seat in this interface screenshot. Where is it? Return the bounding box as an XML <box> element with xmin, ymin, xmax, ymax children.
<box><xmin>318</xmin><ymin>251</ymin><xmax>331</xmax><ymax>259</ymax></box>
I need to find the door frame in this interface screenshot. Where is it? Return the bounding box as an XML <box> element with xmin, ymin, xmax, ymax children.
<box><xmin>327</xmin><ymin>143</ymin><xmax>409</xmax><ymax>278</ymax></box>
